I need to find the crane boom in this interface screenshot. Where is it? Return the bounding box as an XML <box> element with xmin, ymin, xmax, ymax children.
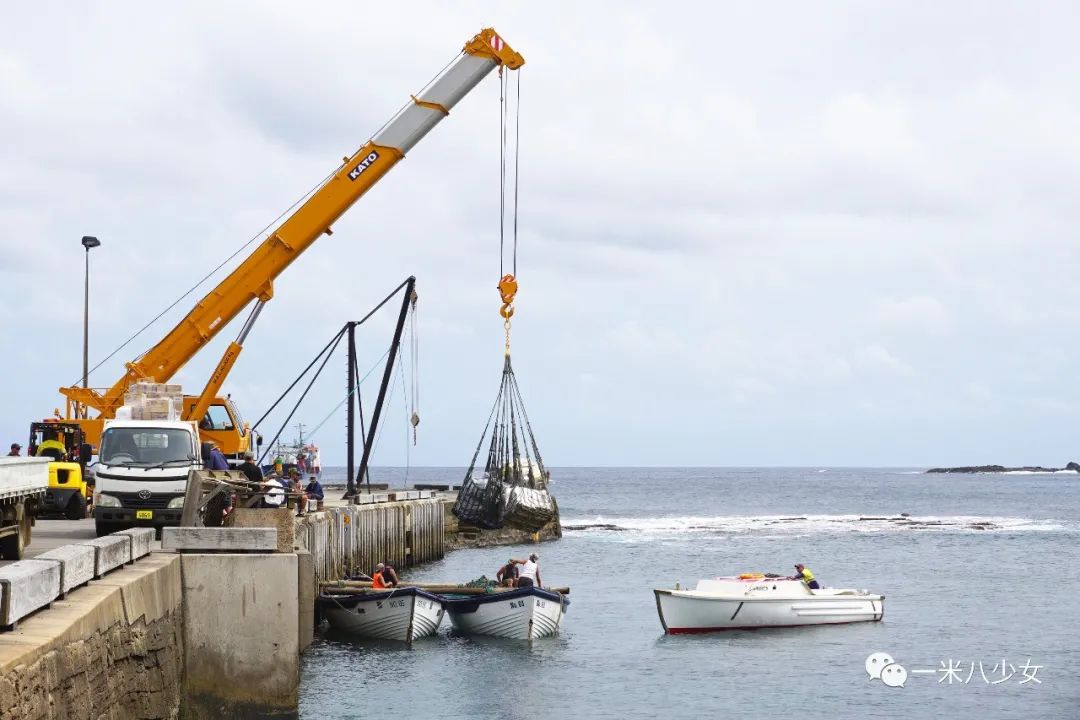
<box><xmin>60</xmin><ymin>29</ymin><xmax>523</xmax><ymax>425</ymax></box>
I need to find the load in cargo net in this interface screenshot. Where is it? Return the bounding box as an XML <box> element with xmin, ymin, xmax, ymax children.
<box><xmin>453</xmin><ymin>357</ymin><xmax>555</xmax><ymax>531</ymax></box>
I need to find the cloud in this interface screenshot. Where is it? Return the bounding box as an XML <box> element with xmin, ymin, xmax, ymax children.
<box><xmin>3</xmin><ymin>2</ymin><xmax>1080</xmax><ymax>466</ymax></box>
<box><xmin>876</xmin><ymin>296</ymin><xmax>952</xmax><ymax>335</ymax></box>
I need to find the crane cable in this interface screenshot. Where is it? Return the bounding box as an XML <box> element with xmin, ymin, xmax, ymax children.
<box><xmin>78</xmin><ymin>50</ymin><xmax>464</xmax><ymax>388</ymax></box>
<box><xmin>408</xmin><ymin>289</ymin><xmax>420</xmax><ymax>445</ymax></box>
<box><xmin>497</xmin><ymin>68</ymin><xmax>522</xmax><ymax>356</ymax></box>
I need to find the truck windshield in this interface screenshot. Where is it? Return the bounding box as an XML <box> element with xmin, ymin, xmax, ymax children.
<box><xmin>99</xmin><ymin>428</ymin><xmax>192</xmax><ymax>467</ymax></box>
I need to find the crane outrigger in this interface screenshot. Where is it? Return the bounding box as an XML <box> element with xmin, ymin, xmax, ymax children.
<box><xmin>54</xmin><ymin>28</ymin><xmax>524</xmax><ymax>461</ymax></box>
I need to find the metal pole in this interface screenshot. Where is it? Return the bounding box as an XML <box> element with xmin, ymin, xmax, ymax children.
<box><xmin>356</xmin><ymin>276</ymin><xmax>415</xmax><ymax>490</ymax></box>
<box><xmin>82</xmin><ymin>247</ymin><xmax>90</xmax><ymax>389</ymax></box>
<box><xmin>345</xmin><ymin>322</ymin><xmax>357</xmax><ymax>497</ymax></box>
<box><xmin>79</xmin><ymin>236</ymin><xmax>100</xmax><ymax>401</ymax></box>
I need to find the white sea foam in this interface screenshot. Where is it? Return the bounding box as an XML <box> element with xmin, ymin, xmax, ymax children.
<box><xmin>561</xmin><ymin>513</ymin><xmax>1067</xmax><ymax>536</ymax></box>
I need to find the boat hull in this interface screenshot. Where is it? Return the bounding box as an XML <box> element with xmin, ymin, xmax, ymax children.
<box><xmin>655</xmin><ymin>589</ymin><xmax>884</xmax><ymax>634</ymax></box>
<box><xmin>444</xmin><ymin>586</ymin><xmax>569</xmax><ymax>640</ymax></box>
<box><xmin>320</xmin><ymin>587</ymin><xmax>445</xmax><ymax>642</ymax></box>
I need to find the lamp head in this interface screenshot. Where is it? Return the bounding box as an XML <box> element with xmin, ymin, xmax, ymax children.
<box><xmin>81</xmin><ymin>236</ymin><xmax>101</xmax><ymax>250</ymax></box>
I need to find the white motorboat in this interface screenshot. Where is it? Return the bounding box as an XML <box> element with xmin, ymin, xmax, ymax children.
<box><xmin>654</xmin><ymin>575</ymin><xmax>884</xmax><ymax>634</ymax></box>
<box><xmin>319</xmin><ymin>587</ymin><xmax>446</xmax><ymax>643</ymax></box>
<box><xmin>443</xmin><ymin>586</ymin><xmax>569</xmax><ymax>641</ymax></box>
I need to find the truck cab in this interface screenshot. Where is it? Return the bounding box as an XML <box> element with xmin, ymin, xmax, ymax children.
<box><xmin>92</xmin><ymin>419</ymin><xmax>201</xmax><ymax>537</ymax></box>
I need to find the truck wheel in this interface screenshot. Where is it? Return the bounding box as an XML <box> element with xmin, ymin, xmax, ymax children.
<box><xmin>94</xmin><ymin>520</ymin><xmax>114</xmax><ymax>537</ymax></box>
<box><xmin>65</xmin><ymin>494</ymin><xmax>88</xmax><ymax>521</ymax></box>
<box><xmin>0</xmin><ymin>505</ymin><xmax>26</xmax><ymax>560</ymax></box>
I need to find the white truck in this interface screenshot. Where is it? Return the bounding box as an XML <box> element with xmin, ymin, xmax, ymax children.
<box><xmin>0</xmin><ymin>457</ymin><xmax>49</xmax><ymax>560</ymax></box>
<box><xmin>92</xmin><ymin>419</ymin><xmax>203</xmax><ymax>537</ymax></box>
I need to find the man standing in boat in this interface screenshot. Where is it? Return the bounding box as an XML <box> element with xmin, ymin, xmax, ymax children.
<box><xmin>513</xmin><ymin>553</ymin><xmax>542</xmax><ymax>588</ymax></box>
<box><xmin>789</xmin><ymin>564</ymin><xmax>820</xmax><ymax>589</ymax></box>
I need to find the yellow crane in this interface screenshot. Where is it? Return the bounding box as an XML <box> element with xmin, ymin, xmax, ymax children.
<box><xmin>55</xmin><ymin>28</ymin><xmax>524</xmax><ymax>460</ymax></box>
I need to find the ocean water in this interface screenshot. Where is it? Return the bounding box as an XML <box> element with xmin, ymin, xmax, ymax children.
<box><xmin>299</xmin><ymin>467</ymin><xmax>1080</xmax><ymax>719</ymax></box>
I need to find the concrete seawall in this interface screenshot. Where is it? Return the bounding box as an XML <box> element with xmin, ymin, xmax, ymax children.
<box><xmin>1</xmin><ymin>492</ymin><xmax>557</xmax><ymax>718</ymax></box>
<box><xmin>0</xmin><ymin>553</ymin><xmax>183</xmax><ymax>720</ymax></box>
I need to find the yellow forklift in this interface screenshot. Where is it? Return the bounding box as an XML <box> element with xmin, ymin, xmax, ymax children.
<box><xmin>28</xmin><ymin>421</ymin><xmax>93</xmax><ymax>520</ymax></box>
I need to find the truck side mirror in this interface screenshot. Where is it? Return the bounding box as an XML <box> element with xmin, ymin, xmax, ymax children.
<box><xmin>257</xmin><ymin>435</ymin><xmax>263</xmax><ymax>446</ymax></box>
<box><xmin>200</xmin><ymin>442</ymin><xmax>213</xmax><ymax>465</ymax></box>
<box><xmin>79</xmin><ymin>443</ymin><xmax>93</xmax><ymax>466</ymax></box>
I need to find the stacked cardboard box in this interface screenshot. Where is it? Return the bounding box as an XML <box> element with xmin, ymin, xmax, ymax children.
<box><xmin>122</xmin><ymin>382</ymin><xmax>183</xmax><ymax>421</ymax></box>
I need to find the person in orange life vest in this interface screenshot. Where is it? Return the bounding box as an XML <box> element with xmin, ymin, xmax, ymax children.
<box><xmin>371</xmin><ymin>562</ymin><xmax>399</xmax><ymax>589</ymax></box>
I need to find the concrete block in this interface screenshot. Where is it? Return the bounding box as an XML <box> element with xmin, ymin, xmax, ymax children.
<box><xmin>353</xmin><ymin>494</ymin><xmax>375</xmax><ymax>505</ymax></box>
<box><xmin>0</xmin><ymin>560</ymin><xmax>61</xmax><ymax>628</ymax></box>
<box><xmin>181</xmin><ymin>553</ymin><xmax>298</xmax><ymax>716</ymax></box>
<box><xmin>75</xmin><ymin>536</ymin><xmax>131</xmax><ymax>578</ymax></box>
<box><xmin>405</xmin><ymin>490</ymin><xmax>420</xmax><ymax>500</ymax></box>
<box><xmin>226</xmin><ymin>507</ymin><xmax>295</xmax><ymax>552</ymax></box>
<box><xmin>36</xmin><ymin>544</ymin><xmax>95</xmax><ymax>596</ymax></box>
<box><xmin>161</xmin><ymin>527</ymin><xmax>277</xmax><ymax>552</ymax></box>
<box><xmin>416</xmin><ymin>490</ymin><xmax>434</xmax><ymax>499</ymax></box>
<box><xmin>370</xmin><ymin>493</ymin><xmax>389</xmax><ymax>503</ymax></box>
<box><xmin>115</xmin><ymin>528</ymin><xmax>155</xmax><ymax>560</ymax></box>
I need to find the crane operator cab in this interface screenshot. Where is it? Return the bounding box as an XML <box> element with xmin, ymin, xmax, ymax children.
<box><xmin>28</xmin><ymin>421</ymin><xmax>94</xmax><ymax>521</ymax></box>
<box><xmin>182</xmin><ymin>395</ymin><xmax>255</xmax><ymax>466</ymax></box>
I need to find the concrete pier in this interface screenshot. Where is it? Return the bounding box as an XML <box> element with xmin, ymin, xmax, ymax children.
<box><xmin>0</xmin><ymin>489</ymin><xmax>560</xmax><ymax>719</ymax></box>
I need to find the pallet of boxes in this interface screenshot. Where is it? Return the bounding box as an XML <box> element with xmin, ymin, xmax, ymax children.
<box><xmin>116</xmin><ymin>382</ymin><xmax>184</xmax><ymax>421</ymax></box>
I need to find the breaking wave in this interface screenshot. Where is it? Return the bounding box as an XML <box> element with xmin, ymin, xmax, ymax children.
<box><xmin>561</xmin><ymin>514</ymin><xmax>1068</xmax><ymax>536</ymax></box>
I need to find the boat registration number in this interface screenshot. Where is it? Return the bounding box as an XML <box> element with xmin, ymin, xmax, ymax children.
<box><xmin>136</xmin><ymin>510</ymin><xmax>153</xmax><ymax>520</ymax></box>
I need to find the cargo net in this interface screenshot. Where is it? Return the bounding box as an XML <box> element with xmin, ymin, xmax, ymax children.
<box><xmin>453</xmin><ymin>356</ymin><xmax>554</xmax><ymax>531</ymax></box>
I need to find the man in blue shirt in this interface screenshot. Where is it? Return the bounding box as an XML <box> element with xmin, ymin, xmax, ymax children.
<box><xmin>207</xmin><ymin>442</ymin><xmax>229</xmax><ymax>471</ymax></box>
<box><xmin>302</xmin><ymin>475</ymin><xmax>324</xmax><ymax>514</ymax></box>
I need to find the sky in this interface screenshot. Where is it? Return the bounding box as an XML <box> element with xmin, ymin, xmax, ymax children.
<box><xmin>3</xmin><ymin>1</ymin><xmax>1080</xmax><ymax>467</ymax></box>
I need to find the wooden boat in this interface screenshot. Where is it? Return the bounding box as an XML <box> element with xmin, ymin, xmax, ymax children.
<box><xmin>654</xmin><ymin>575</ymin><xmax>884</xmax><ymax>634</ymax></box>
<box><xmin>443</xmin><ymin>585</ymin><xmax>569</xmax><ymax>641</ymax></box>
<box><xmin>319</xmin><ymin>587</ymin><xmax>446</xmax><ymax>643</ymax></box>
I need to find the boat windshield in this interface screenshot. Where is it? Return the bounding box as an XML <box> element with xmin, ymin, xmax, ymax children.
<box><xmin>99</xmin><ymin>428</ymin><xmax>193</xmax><ymax>467</ymax></box>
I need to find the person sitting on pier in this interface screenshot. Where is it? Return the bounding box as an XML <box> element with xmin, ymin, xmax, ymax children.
<box><xmin>289</xmin><ymin>470</ymin><xmax>307</xmax><ymax>515</ymax></box>
<box><xmin>304</xmin><ymin>475</ymin><xmax>324</xmax><ymax>511</ymax></box>
<box><xmin>496</xmin><ymin>558</ymin><xmax>519</xmax><ymax>587</ymax></box>
<box><xmin>7</xmin><ymin>442</ymin><xmax>20</xmax><ymax>456</ymax></box>
<box><xmin>513</xmin><ymin>553</ymin><xmax>542</xmax><ymax>588</ymax></box>
<box><xmin>788</xmin><ymin>564</ymin><xmax>820</xmax><ymax>589</ymax></box>
<box><xmin>371</xmin><ymin>562</ymin><xmax>399</xmax><ymax>589</ymax></box>
<box><xmin>237</xmin><ymin>453</ymin><xmax>263</xmax><ymax>484</ymax></box>
<box><xmin>260</xmin><ymin>475</ymin><xmax>286</xmax><ymax>509</ymax></box>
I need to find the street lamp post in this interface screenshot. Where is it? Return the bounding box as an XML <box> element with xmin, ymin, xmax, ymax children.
<box><xmin>81</xmin><ymin>236</ymin><xmax>101</xmax><ymax>393</ymax></box>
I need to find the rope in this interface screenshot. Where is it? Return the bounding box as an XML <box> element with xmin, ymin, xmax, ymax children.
<box><xmin>409</xmin><ymin>295</ymin><xmax>420</xmax><ymax>445</ymax></box>
<box><xmin>77</xmin><ymin>195</ymin><xmax>318</xmax><ymax>386</ymax></box>
<box><xmin>257</xmin><ymin>330</ymin><xmax>345</xmax><ymax>466</ymax></box>
<box><xmin>304</xmin><ymin>347</ymin><xmax>391</xmax><ymax>442</ymax></box>
<box><xmin>513</xmin><ymin>69</ymin><xmax>521</xmax><ymax>276</ymax></box>
<box><xmin>398</xmin><ymin>343</ymin><xmax>410</xmax><ymax>484</ymax></box>
<box><xmin>250</xmin><ymin>326</ymin><xmax>347</xmax><ymax>434</ymax></box>
<box><xmin>499</xmin><ymin>69</ymin><xmax>506</xmax><ymax>278</ymax></box>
